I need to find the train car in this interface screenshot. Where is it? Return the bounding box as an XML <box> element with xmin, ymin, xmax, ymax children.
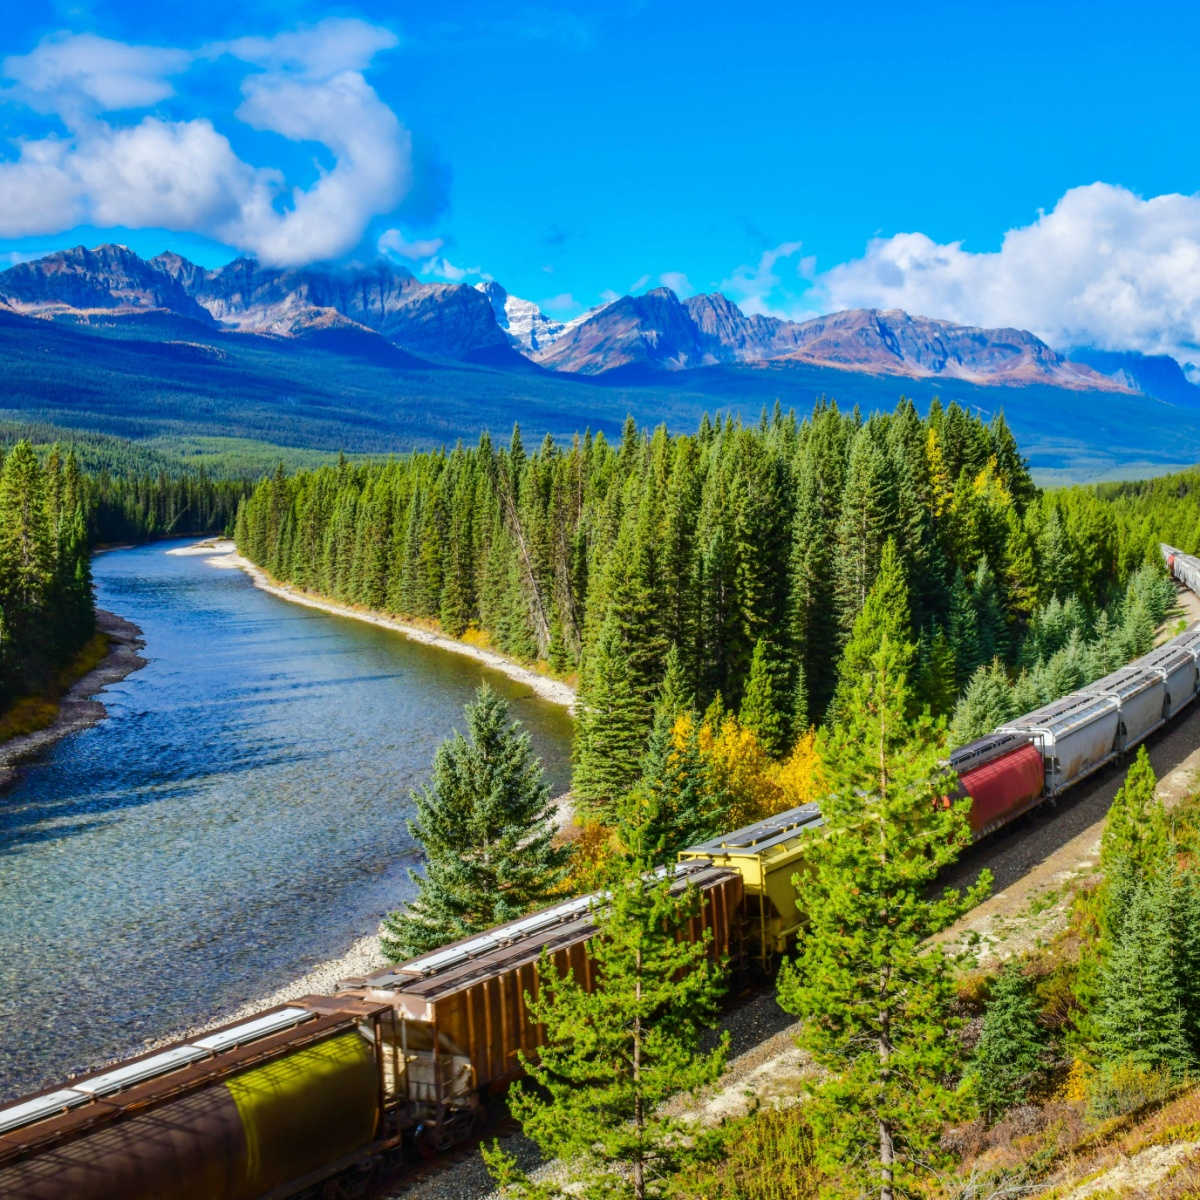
<box><xmin>1163</xmin><ymin>544</ymin><xmax>1200</xmax><ymax>596</ymax></box>
<box><xmin>337</xmin><ymin>859</ymin><xmax>742</xmax><ymax>1147</ymax></box>
<box><xmin>1079</xmin><ymin>665</ymin><xmax>1167</xmax><ymax>751</ymax></box>
<box><xmin>998</xmin><ymin>692</ymin><xmax>1120</xmax><ymax>796</ymax></box>
<box><xmin>1164</xmin><ymin>623</ymin><xmax>1200</xmax><ymax>681</ymax></box>
<box><xmin>1139</xmin><ymin>641</ymin><xmax>1198</xmax><ymax>718</ymax></box>
<box><xmin>0</xmin><ymin>998</ymin><xmax>394</xmax><ymax>1200</ymax></box>
<box><xmin>677</xmin><ymin>804</ymin><xmax>824</xmax><ymax>969</ymax></box>
<box><xmin>948</xmin><ymin>732</ymin><xmax>1045</xmax><ymax>837</ymax></box>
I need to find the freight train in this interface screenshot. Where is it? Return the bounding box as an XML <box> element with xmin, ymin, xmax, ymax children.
<box><xmin>3</xmin><ymin>544</ymin><xmax>1199</xmax><ymax>1199</ymax></box>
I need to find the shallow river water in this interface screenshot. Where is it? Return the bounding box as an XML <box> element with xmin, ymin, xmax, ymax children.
<box><xmin>0</xmin><ymin>540</ymin><xmax>573</xmax><ymax>1099</ymax></box>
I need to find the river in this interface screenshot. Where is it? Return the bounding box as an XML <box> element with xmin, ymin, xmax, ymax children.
<box><xmin>0</xmin><ymin>540</ymin><xmax>574</xmax><ymax>1100</ymax></box>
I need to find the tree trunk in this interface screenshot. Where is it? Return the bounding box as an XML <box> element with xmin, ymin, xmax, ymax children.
<box><xmin>633</xmin><ymin>941</ymin><xmax>645</xmax><ymax>1200</ymax></box>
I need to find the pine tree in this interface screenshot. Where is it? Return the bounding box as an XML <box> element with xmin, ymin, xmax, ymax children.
<box><xmin>738</xmin><ymin>636</ymin><xmax>788</xmax><ymax>757</ymax></box>
<box><xmin>947</xmin><ymin>567</ymin><xmax>981</xmax><ymax>692</ymax></box>
<box><xmin>827</xmin><ymin>538</ymin><xmax>913</xmax><ymax>727</ymax></box>
<box><xmin>483</xmin><ymin>851</ymin><xmax>728</xmax><ymax>1200</ymax></box>
<box><xmin>968</xmin><ymin>963</ymin><xmax>1045</xmax><ymax>1121</ymax></box>
<box><xmin>572</xmin><ymin>615</ymin><xmax>650</xmax><ymax>820</ymax></box>
<box><xmin>777</xmin><ymin>631</ymin><xmax>989</xmax><ymax>1200</ymax></box>
<box><xmin>913</xmin><ymin>625</ymin><xmax>958</xmax><ymax>718</ymax></box>
<box><xmin>380</xmin><ymin>684</ymin><xmax>570</xmax><ymax>960</ymax></box>
<box><xmin>834</xmin><ymin>426</ymin><xmax>894</xmax><ymax>634</ymax></box>
<box><xmin>949</xmin><ymin>660</ymin><xmax>1015</xmax><ymax>745</ymax></box>
<box><xmin>1094</xmin><ymin>869</ymin><xmax>1192</xmax><ymax>1076</ymax></box>
<box><xmin>620</xmin><ymin>646</ymin><xmax>723</xmax><ymax>861</ymax></box>
<box><xmin>1100</xmin><ymin>746</ymin><xmax>1168</xmax><ymax>881</ymax></box>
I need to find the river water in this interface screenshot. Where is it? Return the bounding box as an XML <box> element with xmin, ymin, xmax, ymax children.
<box><xmin>0</xmin><ymin>540</ymin><xmax>574</xmax><ymax>1100</ymax></box>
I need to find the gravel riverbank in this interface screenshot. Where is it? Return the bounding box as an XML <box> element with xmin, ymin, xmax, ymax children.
<box><xmin>187</xmin><ymin>538</ymin><xmax>577</xmax><ymax>712</ymax></box>
<box><xmin>0</xmin><ymin>608</ymin><xmax>146</xmax><ymax>791</ymax></box>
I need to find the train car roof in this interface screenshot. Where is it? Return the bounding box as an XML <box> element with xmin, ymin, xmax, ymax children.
<box><xmin>948</xmin><ymin>730</ymin><xmax>1032</xmax><ymax>773</ymax></box>
<box><xmin>1000</xmin><ymin>690</ymin><xmax>1118</xmax><ymax>739</ymax></box>
<box><xmin>0</xmin><ymin>997</ymin><xmax>386</xmax><ymax>1161</ymax></box>
<box><xmin>1078</xmin><ymin>664</ymin><xmax>1161</xmax><ymax>702</ymax></box>
<box><xmin>1139</xmin><ymin>641</ymin><xmax>1193</xmax><ymax>670</ymax></box>
<box><xmin>679</xmin><ymin>803</ymin><xmax>825</xmax><ymax>861</ymax></box>
<box><xmin>348</xmin><ymin>861</ymin><xmax>739</xmax><ymax>1003</ymax></box>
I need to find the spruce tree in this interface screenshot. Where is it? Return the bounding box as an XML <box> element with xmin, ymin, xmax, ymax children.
<box><xmin>1099</xmin><ymin>746</ymin><xmax>1168</xmax><ymax>882</ymax></box>
<box><xmin>949</xmin><ymin>659</ymin><xmax>1016</xmax><ymax>745</ymax></box>
<box><xmin>827</xmin><ymin>538</ymin><xmax>914</xmax><ymax>727</ymax></box>
<box><xmin>947</xmin><ymin>567</ymin><xmax>981</xmax><ymax>692</ymax></box>
<box><xmin>572</xmin><ymin>614</ymin><xmax>650</xmax><ymax>821</ymax></box>
<box><xmin>834</xmin><ymin>426</ymin><xmax>894</xmax><ymax>634</ymax></box>
<box><xmin>380</xmin><ymin>684</ymin><xmax>570</xmax><ymax>960</ymax></box>
<box><xmin>913</xmin><ymin>625</ymin><xmax>958</xmax><ymax>718</ymax></box>
<box><xmin>621</xmin><ymin>646</ymin><xmax>724</xmax><ymax>861</ymax></box>
<box><xmin>483</xmin><ymin>850</ymin><xmax>728</xmax><ymax>1200</ymax></box>
<box><xmin>1094</xmin><ymin>870</ymin><xmax>1192</xmax><ymax>1076</ymax></box>
<box><xmin>968</xmin><ymin>963</ymin><xmax>1045</xmax><ymax>1121</ymax></box>
<box><xmin>738</xmin><ymin>636</ymin><xmax>789</xmax><ymax>757</ymax></box>
<box><xmin>777</xmin><ymin>631</ymin><xmax>988</xmax><ymax>1200</ymax></box>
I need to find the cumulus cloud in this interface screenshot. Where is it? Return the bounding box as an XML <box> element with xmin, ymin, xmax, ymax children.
<box><xmin>659</xmin><ymin>270</ymin><xmax>693</xmax><ymax>297</ymax></box>
<box><xmin>0</xmin><ymin>20</ymin><xmax>413</xmax><ymax>266</ymax></box>
<box><xmin>816</xmin><ymin>183</ymin><xmax>1200</xmax><ymax>362</ymax></box>
<box><xmin>377</xmin><ymin>230</ymin><xmax>445</xmax><ymax>260</ymax></box>
<box><xmin>3</xmin><ymin>33</ymin><xmax>189</xmax><ymax>113</ymax></box>
<box><xmin>378</xmin><ymin>228</ymin><xmax>484</xmax><ymax>282</ymax></box>
<box><xmin>721</xmin><ymin>241</ymin><xmax>813</xmax><ymax>317</ymax></box>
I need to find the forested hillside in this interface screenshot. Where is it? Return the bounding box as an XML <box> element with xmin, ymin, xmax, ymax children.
<box><xmin>0</xmin><ymin>443</ymin><xmax>93</xmax><ymax>709</ymax></box>
<box><xmin>235</xmin><ymin>400</ymin><xmax>1172</xmax><ymax>815</ymax></box>
<box><xmin>0</xmin><ymin>436</ymin><xmax>248</xmax><ymax>715</ymax></box>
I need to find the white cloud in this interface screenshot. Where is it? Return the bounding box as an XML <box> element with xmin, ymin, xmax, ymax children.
<box><xmin>0</xmin><ymin>23</ymin><xmax>410</xmax><ymax>267</ymax></box>
<box><xmin>425</xmin><ymin>255</ymin><xmax>486</xmax><ymax>282</ymax></box>
<box><xmin>659</xmin><ymin>270</ymin><xmax>692</xmax><ymax>297</ymax></box>
<box><xmin>816</xmin><ymin>183</ymin><xmax>1200</xmax><ymax>361</ymax></box>
<box><xmin>3</xmin><ymin>33</ymin><xmax>189</xmax><ymax>114</ymax></box>
<box><xmin>540</xmin><ymin>291</ymin><xmax>578</xmax><ymax>313</ymax></box>
<box><xmin>377</xmin><ymin>228</ymin><xmax>485</xmax><ymax>283</ymax></box>
<box><xmin>378</xmin><ymin>230</ymin><xmax>445</xmax><ymax>259</ymax></box>
<box><xmin>218</xmin><ymin>19</ymin><xmax>399</xmax><ymax>78</ymax></box>
<box><xmin>721</xmin><ymin>241</ymin><xmax>809</xmax><ymax>317</ymax></box>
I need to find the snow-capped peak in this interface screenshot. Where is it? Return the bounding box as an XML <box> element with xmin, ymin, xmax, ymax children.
<box><xmin>476</xmin><ymin>281</ymin><xmax>576</xmax><ymax>354</ymax></box>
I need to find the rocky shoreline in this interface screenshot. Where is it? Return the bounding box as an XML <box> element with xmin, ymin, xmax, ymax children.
<box><xmin>0</xmin><ymin>608</ymin><xmax>146</xmax><ymax>791</ymax></box>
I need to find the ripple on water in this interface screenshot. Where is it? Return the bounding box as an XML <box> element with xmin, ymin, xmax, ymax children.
<box><xmin>0</xmin><ymin>540</ymin><xmax>573</xmax><ymax>1098</ymax></box>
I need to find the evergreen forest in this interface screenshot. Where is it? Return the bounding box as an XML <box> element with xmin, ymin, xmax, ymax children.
<box><xmin>234</xmin><ymin>400</ymin><xmax>1182</xmax><ymax>818</ymax></box>
<box><xmin>0</xmin><ymin>436</ymin><xmax>246</xmax><ymax>711</ymax></box>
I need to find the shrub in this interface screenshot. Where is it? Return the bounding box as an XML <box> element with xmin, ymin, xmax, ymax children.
<box><xmin>1085</xmin><ymin>1057</ymin><xmax>1175</xmax><ymax>1122</ymax></box>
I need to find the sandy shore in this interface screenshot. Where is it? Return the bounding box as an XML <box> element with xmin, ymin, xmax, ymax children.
<box><xmin>188</xmin><ymin>537</ymin><xmax>577</xmax><ymax>712</ymax></box>
<box><xmin>0</xmin><ymin>609</ymin><xmax>147</xmax><ymax>790</ymax></box>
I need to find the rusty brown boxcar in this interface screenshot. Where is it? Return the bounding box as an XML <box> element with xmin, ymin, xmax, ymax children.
<box><xmin>0</xmin><ymin>997</ymin><xmax>395</xmax><ymax>1200</ymax></box>
<box><xmin>338</xmin><ymin>859</ymin><xmax>742</xmax><ymax>1141</ymax></box>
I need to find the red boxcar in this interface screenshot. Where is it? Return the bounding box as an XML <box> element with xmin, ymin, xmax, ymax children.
<box><xmin>948</xmin><ymin>732</ymin><xmax>1046</xmax><ymax>837</ymax></box>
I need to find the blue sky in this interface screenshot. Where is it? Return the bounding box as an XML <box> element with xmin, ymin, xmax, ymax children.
<box><xmin>4</xmin><ymin>1</ymin><xmax>1200</xmax><ymax>360</ymax></box>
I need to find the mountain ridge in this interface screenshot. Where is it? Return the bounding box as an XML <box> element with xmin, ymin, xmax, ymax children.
<box><xmin>0</xmin><ymin>242</ymin><xmax>1140</xmax><ymax>393</ymax></box>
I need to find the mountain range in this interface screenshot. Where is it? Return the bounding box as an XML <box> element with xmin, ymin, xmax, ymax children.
<box><xmin>0</xmin><ymin>242</ymin><xmax>1146</xmax><ymax>390</ymax></box>
<box><xmin>1</xmin><ymin>242</ymin><xmax>1199</xmax><ymax>481</ymax></box>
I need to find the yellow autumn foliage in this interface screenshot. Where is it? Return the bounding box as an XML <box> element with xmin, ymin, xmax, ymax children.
<box><xmin>680</xmin><ymin>713</ymin><xmax>828</xmax><ymax>830</ymax></box>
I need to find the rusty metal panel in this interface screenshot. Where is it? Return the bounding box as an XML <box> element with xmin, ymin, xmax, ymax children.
<box><xmin>0</xmin><ymin>1084</ymin><xmax>244</xmax><ymax>1200</ymax></box>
